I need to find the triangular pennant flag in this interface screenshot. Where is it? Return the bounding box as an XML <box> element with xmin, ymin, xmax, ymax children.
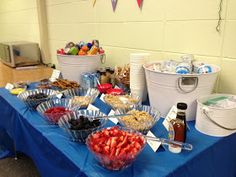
<box><xmin>93</xmin><ymin>0</ymin><xmax>96</xmax><ymax>7</ymax></box>
<box><xmin>136</xmin><ymin>0</ymin><xmax>143</xmax><ymax>9</ymax></box>
<box><xmin>111</xmin><ymin>0</ymin><xmax>118</xmax><ymax>12</ymax></box>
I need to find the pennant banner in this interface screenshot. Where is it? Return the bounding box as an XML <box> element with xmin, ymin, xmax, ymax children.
<box><xmin>111</xmin><ymin>0</ymin><xmax>118</xmax><ymax>12</ymax></box>
<box><xmin>136</xmin><ymin>0</ymin><xmax>143</xmax><ymax>9</ymax></box>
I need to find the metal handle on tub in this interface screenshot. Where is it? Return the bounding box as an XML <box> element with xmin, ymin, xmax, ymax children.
<box><xmin>177</xmin><ymin>76</ymin><xmax>198</xmax><ymax>93</ymax></box>
<box><xmin>203</xmin><ymin>108</ymin><xmax>236</xmax><ymax>131</ymax></box>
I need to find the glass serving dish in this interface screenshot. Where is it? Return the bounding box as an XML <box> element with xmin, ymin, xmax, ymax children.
<box><xmin>103</xmin><ymin>93</ymin><xmax>140</xmax><ymax>111</ymax></box>
<box><xmin>115</xmin><ymin>105</ymin><xmax>161</xmax><ymax>134</ymax></box>
<box><xmin>58</xmin><ymin>110</ymin><xmax>107</xmax><ymax>143</ymax></box>
<box><xmin>63</xmin><ymin>88</ymin><xmax>99</xmax><ymax>108</ymax></box>
<box><xmin>17</xmin><ymin>89</ymin><xmax>58</xmax><ymax>109</ymax></box>
<box><xmin>51</xmin><ymin>79</ymin><xmax>80</xmax><ymax>90</ymax></box>
<box><xmin>36</xmin><ymin>79</ymin><xmax>52</xmax><ymax>89</ymax></box>
<box><xmin>10</xmin><ymin>87</ymin><xmax>27</xmax><ymax>95</ymax></box>
<box><xmin>10</xmin><ymin>81</ymin><xmax>29</xmax><ymax>95</ymax></box>
<box><xmin>36</xmin><ymin>98</ymin><xmax>80</xmax><ymax>124</ymax></box>
<box><xmin>13</xmin><ymin>81</ymin><xmax>29</xmax><ymax>88</ymax></box>
<box><xmin>86</xmin><ymin>126</ymin><xmax>146</xmax><ymax>171</ymax></box>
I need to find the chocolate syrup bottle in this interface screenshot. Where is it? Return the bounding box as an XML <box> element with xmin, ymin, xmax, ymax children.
<box><xmin>169</xmin><ymin>103</ymin><xmax>187</xmax><ymax>153</ymax></box>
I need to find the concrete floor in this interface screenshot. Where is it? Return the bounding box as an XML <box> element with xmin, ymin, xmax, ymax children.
<box><xmin>0</xmin><ymin>63</ymin><xmax>52</xmax><ymax>177</ymax></box>
<box><xmin>0</xmin><ymin>153</ymin><xmax>40</xmax><ymax>177</ymax></box>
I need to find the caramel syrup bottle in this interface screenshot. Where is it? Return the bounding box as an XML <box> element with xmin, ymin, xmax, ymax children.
<box><xmin>169</xmin><ymin>103</ymin><xmax>187</xmax><ymax>153</ymax></box>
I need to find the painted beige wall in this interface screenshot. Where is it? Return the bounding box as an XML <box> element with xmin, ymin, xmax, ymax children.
<box><xmin>0</xmin><ymin>0</ymin><xmax>236</xmax><ymax>94</ymax></box>
<box><xmin>0</xmin><ymin>0</ymin><xmax>40</xmax><ymax>43</ymax></box>
<box><xmin>45</xmin><ymin>0</ymin><xmax>236</xmax><ymax>94</ymax></box>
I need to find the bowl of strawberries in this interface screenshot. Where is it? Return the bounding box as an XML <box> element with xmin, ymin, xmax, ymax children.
<box><xmin>86</xmin><ymin>126</ymin><xmax>146</xmax><ymax>170</ymax></box>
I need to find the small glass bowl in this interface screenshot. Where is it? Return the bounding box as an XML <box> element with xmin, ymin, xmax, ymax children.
<box><xmin>13</xmin><ymin>81</ymin><xmax>29</xmax><ymax>88</ymax></box>
<box><xmin>103</xmin><ymin>93</ymin><xmax>141</xmax><ymax>111</ymax></box>
<box><xmin>86</xmin><ymin>126</ymin><xmax>146</xmax><ymax>170</ymax></box>
<box><xmin>17</xmin><ymin>89</ymin><xmax>58</xmax><ymax>109</ymax></box>
<box><xmin>115</xmin><ymin>105</ymin><xmax>161</xmax><ymax>134</ymax></box>
<box><xmin>63</xmin><ymin>88</ymin><xmax>99</xmax><ymax>108</ymax></box>
<box><xmin>58</xmin><ymin>110</ymin><xmax>107</xmax><ymax>143</ymax></box>
<box><xmin>10</xmin><ymin>81</ymin><xmax>28</xmax><ymax>95</ymax></box>
<box><xmin>36</xmin><ymin>98</ymin><xmax>80</xmax><ymax>124</ymax></box>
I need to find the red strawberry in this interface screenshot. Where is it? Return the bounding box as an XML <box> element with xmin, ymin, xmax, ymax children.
<box><xmin>123</xmin><ymin>144</ymin><xmax>131</xmax><ymax>153</ymax></box>
<box><xmin>110</xmin><ymin>147</ymin><xmax>116</xmax><ymax>156</ymax></box>
<box><xmin>111</xmin><ymin>128</ymin><xmax>119</xmax><ymax>136</ymax></box>
<box><xmin>119</xmin><ymin>135</ymin><xmax>124</xmax><ymax>141</ymax></box>
<box><xmin>110</xmin><ymin>137</ymin><xmax>118</xmax><ymax>148</ymax></box>
<box><xmin>92</xmin><ymin>133</ymin><xmax>100</xmax><ymax>139</ymax></box>
<box><xmin>115</xmin><ymin>147</ymin><xmax>121</xmax><ymax>156</ymax></box>
<box><xmin>103</xmin><ymin>145</ymin><xmax>110</xmax><ymax>154</ymax></box>
<box><xmin>119</xmin><ymin>149</ymin><xmax>126</xmax><ymax>157</ymax></box>
<box><xmin>117</xmin><ymin>135</ymin><xmax>128</xmax><ymax>148</ymax></box>
<box><xmin>93</xmin><ymin>144</ymin><xmax>101</xmax><ymax>153</ymax></box>
<box><xmin>106</xmin><ymin>138</ymin><xmax>111</xmax><ymax>146</ymax></box>
<box><xmin>134</xmin><ymin>142</ymin><xmax>142</xmax><ymax>150</ymax></box>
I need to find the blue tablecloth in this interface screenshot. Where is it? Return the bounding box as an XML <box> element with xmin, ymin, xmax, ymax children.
<box><xmin>0</xmin><ymin>87</ymin><xmax>236</xmax><ymax>177</ymax></box>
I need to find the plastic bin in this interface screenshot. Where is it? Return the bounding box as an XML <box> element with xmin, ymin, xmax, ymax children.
<box><xmin>143</xmin><ymin>62</ymin><xmax>220</xmax><ymax>121</ymax></box>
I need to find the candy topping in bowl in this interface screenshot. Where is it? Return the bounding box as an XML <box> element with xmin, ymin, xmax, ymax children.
<box><xmin>116</xmin><ymin>105</ymin><xmax>161</xmax><ymax>134</ymax></box>
<box><xmin>63</xmin><ymin>88</ymin><xmax>99</xmax><ymax>108</ymax></box>
<box><xmin>36</xmin><ymin>98</ymin><xmax>79</xmax><ymax>124</ymax></box>
<box><xmin>17</xmin><ymin>89</ymin><xmax>58</xmax><ymax>109</ymax></box>
<box><xmin>58</xmin><ymin>110</ymin><xmax>107</xmax><ymax>143</ymax></box>
<box><xmin>103</xmin><ymin>94</ymin><xmax>140</xmax><ymax>110</ymax></box>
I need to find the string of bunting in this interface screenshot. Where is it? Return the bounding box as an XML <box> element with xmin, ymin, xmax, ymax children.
<box><xmin>136</xmin><ymin>0</ymin><xmax>143</xmax><ymax>9</ymax></box>
<box><xmin>93</xmin><ymin>0</ymin><xmax>144</xmax><ymax>10</ymax></box>
<box><xmin>111</xmin><ymin>0</ymin><xmax>118</xmax><ymax>12</ymax></box>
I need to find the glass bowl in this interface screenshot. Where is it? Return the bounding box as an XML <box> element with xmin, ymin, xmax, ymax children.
<box><xmin>58</xmin><ymin>110</ymin><xmax>107</xmax><ymax>143</ymax></box>
<box><xmin>13</xmin><ymin>81</ymin><xmax>29</xmax><ymax>89</ymax></box>
<box><xmin>86</xmin><ymin>126</ymin><xmax>146</xmax><ymax>170</ymax></box>
<box><xmin>10</xmin><ymin>87</ymin><xmax>26</xmax><ymax>95</ymax></box>
<box><xmin>51</xmin><ymin>79</ymin><xmax>80</xmax><ymax>90</ymax></box>
<box><xmin>36</xmin><ymin>98</ymin><xmax>80</xmax><ymax>124</ymax></box>
<box><xmin>10</xmin><ymin>81</ymin><xmax>29</xmax><ymax>95</ymax></box>
<box><xmin>17</xmin><ymin>89</ymin><xmax>58</xmax><ymax>109</ymax></box>
<box><xmin>115</xmin><ymin>105</ymin><xmax>161</xmax><ymax>134</ymax></box>
<box><xmin>103</xmin><ymin>93</ymin><xmax>140</xmax><ymax>111</ymax></box>
<box><xmin>63</xmin><ymin>88</ymin><xmax>99</xmax><ymax>108</ymax></box>
<box><xmin>36</xmin><ymin>79</ymin><xmax>52</xmax><ymax>89</ymax></box>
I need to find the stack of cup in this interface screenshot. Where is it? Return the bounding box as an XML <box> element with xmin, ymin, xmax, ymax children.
<box><xmin>130</xmin><ymin>53</ymin><xmax>150</xmax><ymax>102</ymax></box>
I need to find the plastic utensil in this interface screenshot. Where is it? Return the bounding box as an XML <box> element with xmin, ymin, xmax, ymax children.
<box><xmin>88</xmin><ymin>113</ymin><xmax>131</xmax><ymax>121</ymax></box>
<box><xmin>145</xmin><ymin>136</ymin><xmax>193</xmax><ymax>151</ymax></box>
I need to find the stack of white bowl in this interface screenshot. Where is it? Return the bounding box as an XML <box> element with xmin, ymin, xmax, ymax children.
<box><xmin>130</xmin><ymin>53</ymin><xmax>150</xmax><ymax>102</ymax></box>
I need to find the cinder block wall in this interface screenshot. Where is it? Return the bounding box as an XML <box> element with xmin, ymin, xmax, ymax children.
<box><xmin>45</xmin><ymin>0</ymin><xmax>236</xmax><ymax>94</ymax></box>
<box><xmin>0</xmin><ymin>0</ymin><xmax>236</xmax><ymax>94</ymax></box>
<box><xmin>0</xmin><ymin>0</ymin><xmax>40</xmax><ymax>43</ymax></box>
